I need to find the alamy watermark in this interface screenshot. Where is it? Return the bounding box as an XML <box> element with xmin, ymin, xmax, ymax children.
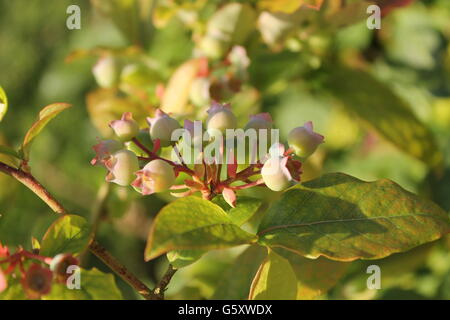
<box><xmin>366</xmin><ymin>265</ymin><xmax>381</xmax><ymax>290</ymax></box>
<box><xmin>367</xmin><ymin>5</ymin><xmax>381</xmax><ymax>30</ymax></box>
<box><xmin>66</xmin><ymin>5</ymin><xmax>81</xmax><ymax>30</ymax></box>
<box><xmin>66</xmin><ymin>265</ymin><xmax>81</xmax><ymax>290</ymax></box>
<box><xmin>169</xmin><ymin>122</ymin><xmax>286</xmax><ymax>175</ymax></box>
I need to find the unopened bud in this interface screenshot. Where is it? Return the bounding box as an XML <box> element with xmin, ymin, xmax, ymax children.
<box><xmin>147</xmin><ymin>109</ymin><xmax>181</xmax><ymax>147</ymax></box>
<box><xmin>91</xmin><ymin>140</ymin><xmax>123</xmax><ymax>166</ymax></box>
<box><xmin>132</xmin><ymin>159</ymin><xmax>176</xmax><ymax>195</ymax></box>
<box><xmin>206</xmin><ymin>102</ymin><xmax>237</xmax><ymax>134</ymax></box>
<box><xmin>105</xmin><ymin>150</ymin><xmax>139</xmax><ymax>186</ymax></box>
<box><xmin>245</xmin><ymin>113</ymin><xmax>273</xmax><ymax>131</ymax></box>
<box><xmin>287</xmin><ymin>121</ymin><xmax>324</xmax><ymax>159</ymax></box>
<box><xmin>261</xmin><ymin>156</ymin><xmax>293</xmax><ymax>192</ymax></box>
<box><xmin>109</xmin><ymin>112</ymin><xmax>140</xmax><ymax>142</ymax></box>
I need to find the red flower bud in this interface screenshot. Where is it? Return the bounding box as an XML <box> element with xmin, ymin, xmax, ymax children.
<box><xmin>22</xmin><ymin>263</ymin><xmax>53</xmax><ymax>299</ymax></box>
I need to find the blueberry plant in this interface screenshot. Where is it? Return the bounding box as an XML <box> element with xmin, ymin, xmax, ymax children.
<box><xmin>1</xmin><ymin>0</ymin><xmax>450</xmax><ymax>300</ymax></box>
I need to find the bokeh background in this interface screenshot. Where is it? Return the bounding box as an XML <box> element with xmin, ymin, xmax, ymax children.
<box><xmin>0</xmin><ymin>0</ymin><xmax>450</xmax><ymax>299</ymax></box>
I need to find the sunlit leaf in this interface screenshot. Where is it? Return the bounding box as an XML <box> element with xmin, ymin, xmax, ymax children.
<box><xmin>145</xmin><ymin>197</ymin><xmax>256</xmax><ymax>260</ymax></box>
<box><xmin>21</xmin><ymin>103</ymin><xmax>71</xmax><ymax>160</ymax></box>
<box><xmin>40</xmin><ymin>215</ymin><xmax>91</xmax><ymax>257</ymax></box>
<box><xmin>161</xmin><ymin>59</ymin><xmax>203</xmax><ymax>115</ymax></box>
<box><xmin>248</xmin><ymin>250</ymin><xmax>297</xmax><ymax>300</ymax></box>
<box><xmin>258</xmin><ymin>0</ymin><xmax>323</xmax><ymax>14</ymax></box>
<box><xmin>258</xmin><ymin>173</ymin><xmax>450</xmax><ymax>261</ymax></box>
<box><xmin>0</xmin><ymin>86</ymin><xmax>8</xmax><ymax>122</ymax></box>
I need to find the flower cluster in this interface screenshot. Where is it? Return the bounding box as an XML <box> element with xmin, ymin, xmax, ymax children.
<box><xmin>92</xmin><ymin>102</ymin><xmax>324</xmax><ymax>207</ymax></box>
<box><xmin>0</xmin><ymin>244</ymin><xmax>78</xmax><ymax>299</ymax></box>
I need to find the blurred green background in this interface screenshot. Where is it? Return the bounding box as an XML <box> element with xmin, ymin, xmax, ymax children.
<box><xmin>0</xmin><ymin>0</ymin><xmax>450</xmax><ymax>300</ymax></box>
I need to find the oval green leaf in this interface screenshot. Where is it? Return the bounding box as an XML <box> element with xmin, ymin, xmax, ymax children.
<box><xmin>145</xmin><ymin>197</ymin><xmax>257</xmax><ymax>261</ymax></box>
<box><xmin>40</xmin><ymin>215</ymin><xmax>91</xmax><ymax>257</ymax></box>
<box><xmin>21</xmin><ymin>103</ymin><xmax>71</xmax><ymax>160</ymax></box>
<box><xmin>258</xmin><ymin>173</ymin><xmax>450</xmax><ymax>261</ymax></box>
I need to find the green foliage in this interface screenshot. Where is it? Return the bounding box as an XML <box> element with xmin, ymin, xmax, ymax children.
<box><xmin>326</xmin><ymin>67</ymin><xmax>442</xmax><ymax>167</ymax></box>
<box><xmin>258</xmin><ymin>173</ymin><xmax>450</xmax><ymax>261</ymax></box>
<box><xmin>145</xmin><ymin>197</ymin><xmax>256</xmax><ymax>260</ymax></box>
<box><xmin>1</xmin><ymin>0</ymin><xmax>450</xmax><ymax>301</ymax></box>
<box><xmin>40</xmin><ymin>215</ymin><xmax>91</xmax><ymax>257</ymax></box>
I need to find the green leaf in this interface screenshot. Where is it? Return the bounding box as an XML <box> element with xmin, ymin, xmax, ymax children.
<box><xmin>326</xmin><ymin>67</ymin><xmax>442</xmax><ymax>167</ymax></box>
<box><xmin>21</xmin><ymin>103</ymin><xmax>71</xmax><ymax>160</ymax></box>
<box><xmin>145</xmin><ymin>197</ymin><xmax>257</xmax><ymax>261</ymax></box>
<box><xmin>0</xmin><ymin>145</ymin><xmax>21</xmax><ymax>160</ymax></box>
<box><xmin>43</xmin><ymin>268</ymin><xmax>123</xmax><ymax>300</ymax></box>
<box><xmin>248</xmin><ymin>249</ymin><xmax>297</xmax><ymax>300</ymax></box>
<box><xmin>212</xmin><ymin>196</ymin><xmax>263</xmax><ymax>226</ymax></box>
<box><xmin>167</xmin><ymin>249</ymin><xmax>205</xmax><ymax>269</ymax></box>
<box><xmin>40</xmin><ymin>215</ymin><xmax>91</xmax><ymax>257</ymax></box>
<box><xmin>166</xmin><ymin>197</ymin><xmax>263</xmax><ymax>268</ymax></box>
<box><xmin>274</xmin><ymin>248</ymin><xmax>350</xmax><ymax>299</ymax></box>
<box><xmin>0</xmin><ymin>86</ymin><xmax>8</xmax><ymax>122</ymax></box>
<box><xmin>212</xmin><ymin>245</ymin><xmax>267</xmax><ymax>300</ymax></box>
<box><xmin>258</xmin><ymin>173</ymin><xmax>450</xmax><ymax>261</ymax></box>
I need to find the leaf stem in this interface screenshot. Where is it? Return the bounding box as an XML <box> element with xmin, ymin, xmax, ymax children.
<box><xmin>153</xmin><ymin>264</ymin><xmax>177</xmax><ymax>299</ymax></box>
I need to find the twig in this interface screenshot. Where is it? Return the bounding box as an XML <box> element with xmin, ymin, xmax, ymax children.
<box><xmin>153</xmin><ymin>264</ymin><xmax>177</xmax><ymax>300</ymax></box>
<box><xmin>0</xmin><ymin>161</ymin><xmax>159</xmax><ymax>300</ymax></box>
<box><xmin>88</xmin><ymin>240</ymin><xmax>156</xmax><ymax>300</ymax></box>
